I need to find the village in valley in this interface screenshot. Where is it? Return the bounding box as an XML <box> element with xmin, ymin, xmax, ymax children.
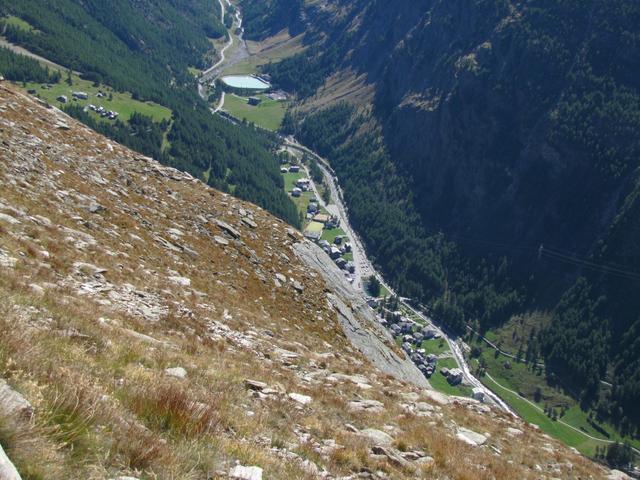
<box><xmin>279</xmin><ymin>150</ymin><xmax>357</xmax><ymax>281</ymax></box>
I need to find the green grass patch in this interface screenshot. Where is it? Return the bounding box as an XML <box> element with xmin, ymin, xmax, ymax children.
<box><xmin>283</xmin><ymin>171</ymin><xmax>303</xmax><ymax>191</ymax></box>
<box><xmin>420</xmin><ymin>338</ymin><xmax>450</xmax><ymax>356</ymax></box>
<box><xmin>471</xmin><ymin>338</ymin><xmax>640</xmax><ymax>455</ymax></box>
<box><xmin>429</xmin><ymin>357</ymin><xmax>472</xmax><ymax>397</ymax></box>
<box><xmin>188</xmin><ymin>66</ymin><xmax>202</xmax><ymax>77</ymax></box>
<box><xmin>321</xmin><ymin>227</ymin><xmax>346</xmax><ymax>244</ymax></box>
<box><xmin>1</xmin><ymin>16</ymin><xmax>36</xmax><ymax>33</ymax></box>
<box><xmin>223</xmin><ymin>93</ymin><xmax>286</xmax><ymax>131</ymax></box>
<box><xmin>481</xmin><ymin>374</ymin><xmax>606</xmax><ymax>457</ymax></box>
<box><xmin>305</xmin><ymin>221</ymin><xmax>324</xmax><ymax>233</ymax></box>
<box><xmin>22</xmin><ymin>73</ymin><xmax>171</xmax><ymax>124</ymax></box>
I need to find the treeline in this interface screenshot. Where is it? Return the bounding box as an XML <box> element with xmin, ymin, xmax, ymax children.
<box><xmin>63</xmin><ymin>105</ymin><xmax>167</xmax><ymax>161</ymax></box>
<box><xmin>0</xmin><ymin>47</ymin><xmax>60</xmax><ymax>83</ymax></box>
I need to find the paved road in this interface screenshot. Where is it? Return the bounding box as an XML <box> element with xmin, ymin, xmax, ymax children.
<box><xmin>198</xmin><ymin>0</ymin><xmax>234</xmax><ymax>101</ymax></box>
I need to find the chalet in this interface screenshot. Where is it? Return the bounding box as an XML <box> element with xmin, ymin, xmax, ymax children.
<box><xmin>313</xmin><ymin>213</ymin><xmax>331</xmax><ymax>224</ymax></box>
<box><xmin>72</xmin><ymin>91</ymin><xmax>89</xmax><ymax>100</ymax></box>
<box><xmin>390</xmin><ymin>324</ymin><xmax>401</xmax><ymax>336</ymax></box>
<box><xmin>402</xmin><ymin>342</ymin><xmax>413</xmax><ymax>353</ymax></box>
<box><xmin>303</xmin><ymin>229</ymin><xmax>322</xmax><ymax>241</ymax></box>
<box><xmin>411</xmin><ymin>353</ymin><xmax>424</xmax><ymax>365</ymax></box>
<box><xmin>345</xmin><ymin>262</ymin><xmax>355</xmax><ymax>273</ymax></box>
<box><xmin>296</xmin><ymin>178</ymin><xmax>311</xmax><ymax>190</ymax></box>
<box><xmin>413</xmin><ymin>332</ymin><xmax>424</xmax><ymax>344</ymax></box>
<box><xmin>335</xmin><ymin>258</ymin><xmax>347</xmax><ymax>269</ymax></box>
<box><xmin>289</xmin><ymin>165</ymin><xmax>300</xmax><ymax>173</ymax></box>
<box><xmin>247</xmin><ymin>96</ymin><xmax>261</xmax><ymax>106</ymax></box>
<box><xmin>472</xmin><ymin>387</ymin><xmax>485</xmax><ymax>402</ymax></box>
<box><xmin>398</xmin><ymin>321</ymin><xmax>413</xmax><ymax>334</ymax></box>
<box><xmin>280</xmin><ymin>167</ymin><xmax>288</xmax><ymax>173</ymax></box>
<box><xmin>344</xmin><ymin>242</ymin><xmax>352</xmax><ymax>253</ymax></box>
<box><xmin>422</xmin><ymin>327</ymin><xmax>437</xmax><ymax>339</ymax></box>
<box><xmin>447</xmin><ymin>368</ymin><xmax>463</xmax><ymax>385</ymax></box>
<box><xmin>57</xmin><ymin>95</ymin><xmax>68</xmax><ymax>104</ymax></box>
<box><xmin>333</xmin><ymin>236</ymin><xmax>343</xmax><ymax>245</ymax></box>
<box><xmin>426</xmin><ymin>354</ymin><xmax>437</xmax><ymax>364</ymax></box>
<box><xmin>291</xmin><ymin>187</ymin><xmax>302</xmax><ymax>197</ymax></box>
<box><xmin>329</xmin><ymin>247</ymin><xmax>342</xmax><ymax>259</ymax></box>
<box><xmin>307</xmin><ymin>203</ymin><xmax>318</xmax><ymax>214</ymax></box>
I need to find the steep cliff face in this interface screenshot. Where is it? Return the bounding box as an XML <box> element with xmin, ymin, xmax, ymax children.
<box><xmin>0</xmin><ymin>82</ymin><xmax>612</xmax><ymax>478</ymax></box>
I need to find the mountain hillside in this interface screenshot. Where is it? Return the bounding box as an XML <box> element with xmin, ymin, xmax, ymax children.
<box><xmin>246</xmin><ymin>0</ymin><xmax>640</xmax><ymax>437</ymax></box>
<box><xmin>0</xmin><ymin>81</ymin><xmax>616</xmax><ymax>479</ymax></box>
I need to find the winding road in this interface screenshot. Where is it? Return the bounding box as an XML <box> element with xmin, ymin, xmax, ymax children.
<box><xmin>198</xmin><ymin>0</ymin><xmax>234</xmax><ymax>102</ymax></box>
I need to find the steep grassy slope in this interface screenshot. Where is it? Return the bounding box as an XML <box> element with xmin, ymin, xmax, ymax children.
<box><xmin>0</xmin><ymin>81</ymin><xmax>611</xmax><ymax>479</ymax></box>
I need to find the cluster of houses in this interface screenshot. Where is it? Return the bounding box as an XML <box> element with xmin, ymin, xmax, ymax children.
<box><xmin>378</xmin><ymin>310</ymin><xmax>444</xmax><ymax>379</ymax></box>
<box><xmin>317</xmin><ymin>236</ymin><xmax>355</xmax><ymax>273</ymax></box>
<box><xmin>291</xmin><ymin>176</ymin><xmax>311</xmax><ymax>197</ymax></box>
<box><xmin>267</xmin><ymin>90</ymin><xmax>287</xmax><ymax>101</ymax></box>
<box><xmin>372</xmin><ymin>306</ymin><xmax>487</xmax><ymax>401</ymax></box>
<box><xmin>86</xmin><ymin>104</ymin><xmax>119</xmax><ymax>120</ymax></box>
<box><xmin>55</xmin><ymin>91</ymin><xmax>119</xmax><ymax>120</ymax></box>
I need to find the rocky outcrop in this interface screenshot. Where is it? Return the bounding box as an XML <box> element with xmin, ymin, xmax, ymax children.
<box><xmin>293</xmin><ymin>241</ymin><xmax>429</xmax><ymax>389</ymax></box>
<box><xmin>0</xmin><ymin>444</ymin><xmax>21</xmax><ymax>480</ymax></box>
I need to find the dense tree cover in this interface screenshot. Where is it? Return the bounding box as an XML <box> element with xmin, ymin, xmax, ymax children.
<box><xmin>239</xmin><ymin>0</ymin><xmax>303</xmax><ymax>40</ymax></box>
<box><xmin>264</xmin><ymin>44</ymin><xmax>342</xmax><ymax>99</ymax></box>
<box><xmin>167</xmin><ymin>103</ymin><xmax>300</xmax><ymax>226</ymax></box>
<box><xmin>256</xmin><ymin>0</ymin><xmax>640</xmax><ymax>430</ymax></box>
<box><xmin>0</xmin><ymin>47</ymin><xmax>60</xmax><ymax>83</ymax></box>
<box><xmin>295</xmin><ymin>103</ymin><xmax>522</xmax><ymax>333</ymax></box>
<box><xmin>0</xmin><ymin>1</ymin><xmax>299</xmax><ymax>226</ymax></box>
<box><xmin>0</xmin><ymin>0</ymin><xmax>225</xmax><ymax>104</ymax></box>
<box><xmin>308</xmin><ymin>157</ymin><xmax>323</xmax><ymax>184</ymax></box>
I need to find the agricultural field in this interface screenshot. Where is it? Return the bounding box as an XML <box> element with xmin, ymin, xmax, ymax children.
<box><xmin>320</xmin><ymin>227</ymin><xmax>346</xmax><ymax>244</ymax></box>
<box><xmin>469</xmin><ymin>344</ymin><xmax>640</xmax><ymax>456</ymax></box>
<box><xmin>420</xmin><ymin>338</ymin><xmax>450</xmax><ymax>357</ymax></box>
<box><xmin>22</xmin><ymin>72</ymin><xmax>171</xmax><ymax>124</ymax></box>
<box><xmin>223</xmin><ymin>93</ymin><xmax>286</xmax><ymax>131</ymax></box>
